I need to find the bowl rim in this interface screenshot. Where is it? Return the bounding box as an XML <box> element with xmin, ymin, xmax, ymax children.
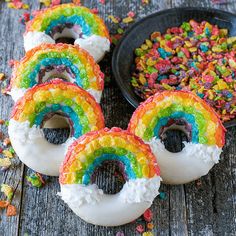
<box><xmin>112</xmin><ymin>6</ymin><xmax>236</xmax><ymax>128</ymax></box>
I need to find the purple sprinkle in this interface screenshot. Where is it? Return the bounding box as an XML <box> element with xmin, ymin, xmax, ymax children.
<box><xmin>116</xmin><ymin>232</ymin><xmax>125</xmax><ymax>236</ymax></box>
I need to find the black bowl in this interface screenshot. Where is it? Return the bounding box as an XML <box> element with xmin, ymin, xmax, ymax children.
<box><xmin>112</xmin><ymin>7</ymin><xmax>236</xmax><ymax>128</ymax></box>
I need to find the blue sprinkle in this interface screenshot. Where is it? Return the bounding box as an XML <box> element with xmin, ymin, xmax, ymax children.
<box><xmin>205</xmin><ymin>27</ymin><xmax>211</xmax><ymax>37</ymax></box>
<box><xmin>159</xmin><ymin>192</ymin><xmax>167</xmax><ymax>200</ymax></box>
<box><xmin>158</xmin><ymin>48</ymin><xmax>172</xmax><ymax>59</ymax></box>
<box><xmin>199</xmin><ymin>44</ymin><xmax>208</xmax><ymax>52</ymax></box>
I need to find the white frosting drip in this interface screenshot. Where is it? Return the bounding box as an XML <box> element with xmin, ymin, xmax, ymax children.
<box><xmin>59</xmin><ymin>177</ymin><xmax>160</xmax><ymax>226</ymax></box>
<box><xmin>59</xmin><ymin>184</ymin><xmax>103</xmax><ymax>206</ymax></box>
<box><xmin>87</xmin><ymin>89</ymin><xmax>102</xmax><ymax>103</ymax></box>
<box><xmin>24</xmin><ymin>32</ymin><xmax>110</xmax><ymax>62</ymax></box>
<box><xmin>75</xmin><ymin>35</ymin><xmax>110</xmax><ymax>62</ymax></box>
<box><xmin>147</xmin><ymin>137</ymin><xmax>222</xmax><ymax>184</ymax></box>
<box><xmin>8</xmin><ymin>119</ymin><xmax>74</xmax><ymax>176</ymax></box>
<box><xmin>120</xmin><ymin>176</ymin><xmax>161</xmax><ymax>203</ymax></box>
<box><xmin>24</xmin><ymin>32</ymin><xmax>55</xmax><ymax>52</ymax></box>
<box><xmin>8</xmin><ymin>87</ymin><xmax>27</xmax><ymax>102</ymax></box>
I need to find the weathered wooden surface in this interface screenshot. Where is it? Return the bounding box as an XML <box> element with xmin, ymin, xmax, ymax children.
<box><xmin>0</xmin><ymin>0</ymin><xmax>235</xmax><ymax>235</ymax></box>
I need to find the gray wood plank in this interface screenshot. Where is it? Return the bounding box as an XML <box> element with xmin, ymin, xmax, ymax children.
<box><xmin>0</xmin><ymin>1</ymin><xmax>31</xmax><ymax>235</ymax></box>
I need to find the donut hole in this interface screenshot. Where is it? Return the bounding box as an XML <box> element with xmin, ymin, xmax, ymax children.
<box><xmin>42</xmin><ymin>113</ymin><xmax>71</xmax><ymax>145</ymax></box>
<box><xmin>50</xmin><ymin>25</ymin><xmax>82</xmax><ymax>44</ymax></box>
<box><xmin>38</xmin><ymin>66</ymin><xmax>76</xmax><ymax>84</ymax></box>
<box><xmin>91</xmin><ymin>160</ymin><xmax>126</xmax><ymax>194</ymax></box>
<box><xmin>159</xmin><ymin>119</ymin><xmax>191</xmax><ymax>153</ymax></box>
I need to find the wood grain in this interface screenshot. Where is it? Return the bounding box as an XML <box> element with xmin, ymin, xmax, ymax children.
<box><xmin>0</xmin><ymin>0</ymin><xmax>235</xmax><ymax>236</ymax></box>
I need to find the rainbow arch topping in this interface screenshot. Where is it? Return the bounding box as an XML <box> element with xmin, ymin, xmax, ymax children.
<box><xmin>10</xmin><ymin>44</ymin><xmax>104</xmax><ymax>102</ymax></box>
<box><xmin>23</xmin><ymin>4</ymin><xmax>110</xmax><ymax>61</ymax></box>
<box><xmin>11</xmin><ymin>79</ymin><xmax>104</xmax><ymax>138</ymax></box>
<box><xmin>128</xmin><ymin>91</ymin><xmax>225</xmax><ymax>147</ymax></box>
<box><xmin>60</xmin><ymin>127</ymin><xmax>160</xmax><ymax>185</ymax></box>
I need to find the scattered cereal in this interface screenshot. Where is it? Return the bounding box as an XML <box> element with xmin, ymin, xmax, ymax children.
<box><xmin>6</xmin><ymin>204</ymin><xmax>17</xmax><ymax>216</ymax></box>
<box><xmin>1</xmin><ymin>184</ymin><xmax>13</xmax><ymax>201</ymax></box>
<box><xmin>147</xmin><ymin>223</ymin><xmax>154</xmax><ymax>230</ymax></box>
<box><xmin>26</xmin><ymin>172</ymin><xmax>45</xmax><ymax>188</ymax></box>
<box><xmin>136</xmin><ymin>224</ymin><xmax>145</xmax><ymax>233</ymax></box>
<box><xmin>159</xmin><ymin>192</ymin><xmax>167</xmax><ymax>200</ymax></box>
<box><xmin>108</xmin><ymin>15</ymin><xmax>120</xmax><ymax>24</ymax></box>
<box><xmin>19</xmin><ymin>12</ymin><xmax>31</xmax><ymax>25</ymax></box>
<box><xmin>122</xmin><ymin>16</ymin><xmax>134</xmax><ymax>24</ymax></box>
<box><xmin>0</xmin><ymin>158</ymin><xmax>11</xmax><ymax>168</ymax></box>
<box><xmin>2</xmin><ymin>150</ymin><xmax>14</xmax><ymax>158</ymax></box>
<box><xmin>99</xmin><ymin>0</ymin><xmax>105</xmax><ymax>4</ymax></box>
<box><xmin>6</xmin><ymin>0</ymin><xmax>29</xmax><ymax>9</ymax></box>
<box><xmin>143</xmin><ymin>209</ymin><xmax>153</xmax><ymax>222</ymax></box>
<box><xmin>0</xmin><ymin>73</ymin><xmax>5</xmax><ymax>81</ymax></box>
<box><xmin>72</xmin><ymin>0</ymin><xmax>81</xmax><ymax>5</ymax></box>
<box><xmin>0</xmin><ymin>200</ymin><xmax>9</xmax><ymax>208</ymax></box>
<box><xmin>142</xmin><ymin>232</ymin><xmax>153</xmax><ymax>236</ymax></box>
<box><xmin>3</xmin><ymin>138</ymin><xmax>11</xmax><ymax>147</ymax></box>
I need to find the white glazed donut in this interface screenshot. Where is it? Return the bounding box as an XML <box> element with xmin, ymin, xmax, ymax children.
<box><xmin>59</xmin><ymin>128</ymin><xmax>161</xmax><ymax>226</ymax></box>
<box><xmin>8</xmin><ymin>80</ymin><xmax>104</xmax><ymax>176</ymax></box>
<box><xmin>128</xmin><ymin>91</ymin><xmax>226</xmax><ymax>184</ymax></box>
<box><xmin>23</xmin><ymin>4</ymin><xmax>110</xmax><ymax>62</ymax></box>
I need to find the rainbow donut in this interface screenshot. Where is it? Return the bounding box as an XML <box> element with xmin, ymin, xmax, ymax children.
<box><xmin>128</xmin><ymin>91</ymin><xmax>226</xmax><ymax>184</ymax></box>
<box><xmin>59</xmin><ymin>127</ymin><xmax>161</xmax><ymax>226</ymax></box>
<box><xmin>8</xmin><ymin>79</ymin><xmax>104</xmax><ymax>176</ymax></box>
<box><xmin>9</xmin><ymin>44</ymin><xmax>104</xmax><ymax>102</ymax></box>
<box><xmin>24</xmin><ymin>4</ymin><xmax>110</xmax><ymax>62</ymax></box>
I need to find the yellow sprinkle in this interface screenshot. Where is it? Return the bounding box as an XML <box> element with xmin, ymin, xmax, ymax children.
<box><xmin>108</xmin><ymin>15</ymin><xmax>119</xmax><ymax>24</ymax></box>
<box><xmin>184</xmin><ymin>41</ymin><xmax>192</xmax><ymax>47</ymax></box>
<box><xmin>0</xmin><ymin>73</ymin><xmax>5</xmax><ymax>80</ymax></box>
<box><xmin>142</xmin><ymin>232</ymin><xmax>154</xmax><ymax>236</ymax></box>
<box><xmin>227</xmin><ymin>36</ymin><xmax>236</xmax><ymax>44</ymax></box>
<box><xmin>39</xmin><ymin>0</ymin><xmax>51</xmax><ymax>7</ymax></box>
<box><xmin>122</xmin><ymin>16</ymin><xmax>134</xmax><ymax>24</ymax></box>
<box><xmin>217</xmin><ymin>80</ymin><xmax>228</xmax><ymax>90</ymax></box>
<box><xmin>208</xmin><ymin>90</ymin><xmax>214</xmax><ymax>100</ymax></box>
<box><xmin>2</xmin><ymin>150</ymin><xmax>13</xmax><ymax>159</ymax></box>
<box><xmin>0</xmin><ymin>158</ymin><xmax>11</xmax><ymax>167</ymax></box>
<box><xmin>212</xmin><ymin>45</ymin><xmax>223</xmax><ymax>52</ymax></box>
<box><xmin>229</xmin><ymin>59</ymin><xmax>236</xmax><ymax>69</ymax></box>
<box><xmin>189</xmin><ymin>47</ymin><xmax>197</xmax><ymax>52</ymax></box>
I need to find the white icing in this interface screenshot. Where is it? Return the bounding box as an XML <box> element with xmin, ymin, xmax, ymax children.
<box><xmin>147</xmin><ymin>137</ymin><xmax>222</xmax><ymax>184</ymax></box>
<box><xmin>8</xmin><ymin>87</ymin><xmax>27</xmax><ymax>102</ymax></box>
<box><xmin>87</xmin><ymin>89</ymin><xmax>102</xmax><ymax>103</ymax></box>
<box><xmin>59</xmin><ymin>176</ymin><xmax>161</xmax><ymax>226</ymax></box>
<box><xmin>24</xmin><ymin>31</ymin><xmax>110</xmax><ymax>62</ymax></box>
<box><xmin>24</xmin><ymin>32</ymin><xmax>55</xmax><ymax>52</ymax></box>
<box><xmin>75</xmin><ymin>35</ymin><xmax>110</xmax><ymax>62</ymax></box>
<box><xmin>9</xmin><ymin>87</ymin><xmax>102</xmax><ymax>103</ymax></box>
<box><xmin>8</xmin><ymin>119</ymin><xmax>75</xmax><ymax>176</ymax></box>
<box><xmin>120</xmin><ymin>176</ymin><xmax>161</xmax><ymax>203</ymax></box>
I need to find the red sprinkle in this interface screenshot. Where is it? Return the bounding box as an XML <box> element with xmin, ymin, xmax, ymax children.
<box><xmin>143</xmin><ymin>209</ymin><xmax>153</xmax><ymax>222</ymax></box>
